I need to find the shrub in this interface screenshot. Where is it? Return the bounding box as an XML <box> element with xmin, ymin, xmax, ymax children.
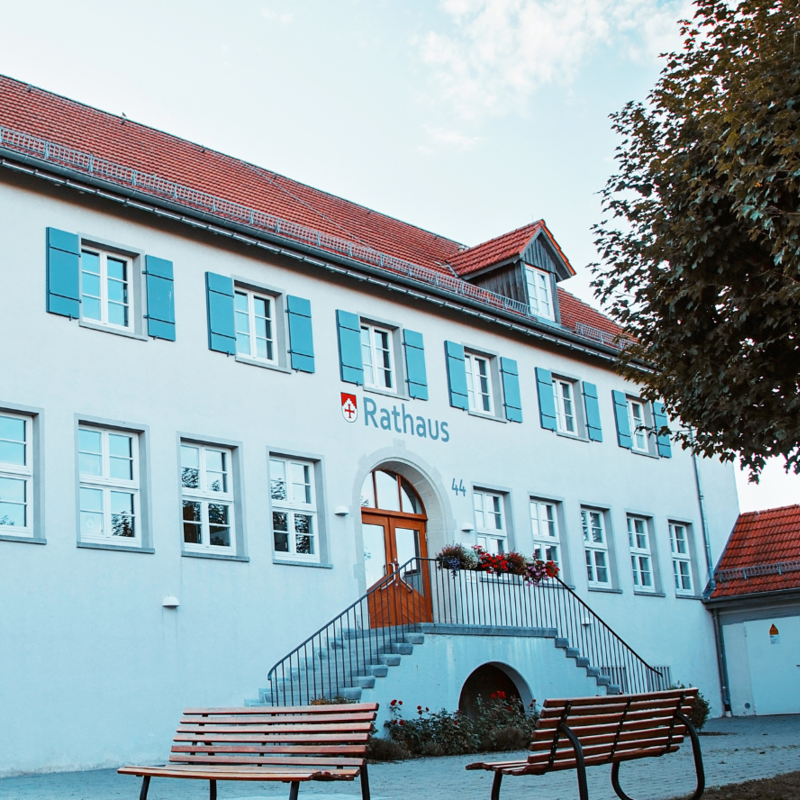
<box><xmin>366</xmin><ymin>736</ymin><xmax>410</xmax><ymax>761</ymax></box>
<box><xmin>385</xmin><ymin>695</ymin><xmax>539</xmax><ymax>757</ymax></box>
<box><xmin>671</xmin><ymin>684</ymin><xmax>710</xmax><ymax>730</ymax></box>
<box><xmin>503</xmin><ymin>552</ymin><xmax>529</xmax><ymax>577</ymax></box>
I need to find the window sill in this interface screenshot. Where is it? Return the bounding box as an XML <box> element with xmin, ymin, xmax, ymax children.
<box><xmin>556</xmin><ymin>430</ymin><xmax>589</xmax><ymax>442</ymax></box>
<box><xmin>0</xmin><ymin>533</ymin><xmax>46</xmax><ymax>545</ymax></box>
<box><xmin>182</xmin><ymin>550</ymin><xmax>249</xmax><ymax>562</ymax></box>
<box><xmin>234</xmin><ymin>355</ymin><xmax>291</xmax><ymax>374</ymax></box>
<box><xmin>675</xmin><ymin>593</ymin><xmax>702</xmax><ymax>601</ymax></box>
<box><xmin>78</xmin><ymin>541</ymin><xmax>154</xmax><ymax>554</ymax></box>
<box><xmin>587</xmin><ymin>586</ymin><xmax>623</xmax><ymax>594</ymax></box>
<box><xmin>633</xmin><ymin>590</ymin><xmax>666</xmax><ymax>598</ymax></box>
<box><xmin>363</xmin><ymin>385</ymin><xmax>407</xmax><ymax>401</ymax></box>
<box><xmin>79</xmin><ymin>319</ymin><xmax>147</xmax><ymax>341</ymax></box>
<box><xmin>630</xmin><ymin>448</ymin><xmax>659</xmax><ymax>459</ymax></box>
<box><xmin>273</xmin><ymin>559</ymin><xmax>333</xmax><ymax>569</ymax></box>
<box><xmin>467</xmin><ymin>409</ymin><xmax>505</xmax><ymax>423</ymax></box>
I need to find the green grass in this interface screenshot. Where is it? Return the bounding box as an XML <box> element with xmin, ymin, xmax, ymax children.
<box><xmin>675</xmin><ymin>771</ymin><xmax>800</xmax><ymax>800</ymax></box>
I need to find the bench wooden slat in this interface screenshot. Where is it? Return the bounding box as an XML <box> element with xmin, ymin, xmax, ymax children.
<box><xmin>183</xmin><ymin>704</ymin><xmax>377</xmax><ymax>715</ymax></box>
<box><xmin>180</xmin><ymin>715</ymin><xmax>376</xmax><ymax>726</ymax></box>
<box><xmin>120</xmin><ymin>703</ymin><xmax>378</xmax><ymax>797</ymax></box>
<box><xmin>534</xmin><ymin>705</ymin><xmax>692</xmax><ymax>730</ymax></box>
<box><xmin>178</xmin><ymin>723</ymin><xmax>373</xmax><ymax>734</ymax></box>
<box><xmin>529</xmin><ymin>724</ymin><xmax>687</xmax><ymax>751</ymax></box>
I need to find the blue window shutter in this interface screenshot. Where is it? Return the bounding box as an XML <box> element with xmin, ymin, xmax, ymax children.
<box><xmin>403</xmin><ymin>330</ymin><xmax>428</xmax><ymax>400</ymax></box>
<box><xmin>287</xmin><ymin>295</ymin><xmax>315</xmax><ymax>373</ymax></box>
<box><xmin>205</xmin><ymin>272</ymin><xmax>236</xmax><ymax>355</ymax></box>
<box><xmin>336</xmin><ymin>310</ymin><xmax>363</xmax><ymax>384</ymax></box>
<box><xmin>612</xmin><ymin>390</ymin><xmax>633</xmax><ymax>449</ymax></box>
<box><xmin>46</xmin><ymin>227</ymin><xmax>80</xmax><ymax>318</ymax></box>
<box><xmin>500</xmin><ymin>357</ymin><xmax>523</xmax><ymax>423</ymax></box>
<box><xmin>535</xmin><ymin>367</ymin><xmax>557</xmax><ymax>431</ymax></box>
<box><xmin>582</xmin><ymin>382</ymin><xmax>603</xmax><ymax>442</ymax></box>
<box><xmin>444</xmin><ymin>341</ymin><xmax>469</xmax><ymax>410</ymax></box>
<box><xmin>144</xmin><ymin>256</ymin><xmax>176</xmax><ymax>341</ymax></box>
<box><xmin>653</xmin><ymin>401</ymin><xmax>672</xmax><ymax>458</ymax></box>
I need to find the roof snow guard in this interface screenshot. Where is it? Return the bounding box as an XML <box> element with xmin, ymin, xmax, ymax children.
<box><xmin>709</xmin><ymin>504</ymin><xmax>800</xmax><ymax>599</ymax></box>
<box><xmin>0</xmin><ymin>74</ymin><xmax>623</xmax><ymax>353</ymax></box>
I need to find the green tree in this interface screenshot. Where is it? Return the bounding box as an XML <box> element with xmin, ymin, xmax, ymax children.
<box><xmin>592</xmin><ymin>0</ymin><xmax>800</xmax><ymax>477</ymax></box>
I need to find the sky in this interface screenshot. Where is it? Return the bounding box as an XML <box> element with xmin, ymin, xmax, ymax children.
<box><xmin>0</xmin><ymin>0</ymin><xmax>796</xmax><ymax>513</ymax></box>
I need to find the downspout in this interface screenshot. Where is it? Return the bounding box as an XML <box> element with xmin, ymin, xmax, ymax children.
<box><xmin>689</xmin><ymin>428</ymin><xmax>732</xmax><ymax>713</ymax></box>
<box><xmin>711</xmin><ymin>607</ymin><xmax>733</xmax><ymax>714</ymax></box>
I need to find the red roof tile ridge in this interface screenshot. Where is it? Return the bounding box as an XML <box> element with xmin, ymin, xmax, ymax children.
<box><xmin>457</xmin><ymin>220</ymin><xmax>543</xmax><ymax>254</ymax></box>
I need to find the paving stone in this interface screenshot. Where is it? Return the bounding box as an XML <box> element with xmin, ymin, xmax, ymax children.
<box><xmin>0</xmin><ymin>715</ymin><xmax>797</xmax><ymax>800</ymax></box>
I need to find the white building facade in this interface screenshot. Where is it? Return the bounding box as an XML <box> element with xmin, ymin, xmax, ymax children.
<box><xmin>0</xmin><ymin>75</ymin><xmax>739</xmax><ymax>775</ymax></box>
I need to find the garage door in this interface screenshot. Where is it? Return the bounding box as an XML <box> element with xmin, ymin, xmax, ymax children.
<box><xmin>744</xmin><ymin>615</ymin><xmax>800</xmax><ymax>715</ymax></box>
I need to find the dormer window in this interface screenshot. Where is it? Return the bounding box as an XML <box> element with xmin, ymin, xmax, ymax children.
<box><xmin>525</xmin><ymin>266</ymin><xmax>555</xmax><ymax>321</ymax></box>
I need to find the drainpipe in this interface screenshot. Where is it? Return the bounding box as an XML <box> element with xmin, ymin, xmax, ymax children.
<box><xmin>689</xmin><ymin>428</ymin><xmax>731</xmax><ymax>713</ymax></box>
<box><xmin>711</xmin><ymin>607</ymin><xmax>733</xmax><ymax>714</ymax></box>
<box><xmin>689</xmin><ymin>429</ymin><xmax>715</xmax><ymax>592</ymax></box>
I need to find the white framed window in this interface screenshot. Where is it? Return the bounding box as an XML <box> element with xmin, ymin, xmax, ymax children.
<box><xmin>465</xmin><ymin>353</ymin><xmax>493</xmax><ymax>414</ymax></box>
<box><xmin>79</xmin><ymin>427</ymin><xmax>139</xmax><ymax>545</ymax></box>
<box><xmin>81</xmin><ymin>248</ymin><xmax>132</xmax><ymax>329</ymax></box>
<box><xmin>581</xmin><ymin>508</ymin><xmax>611</xmax><ymax>587</ymax></box>
<box><xmin>530</xmin><ymin>499</ymin><xmax>560</xmax><ymax>565</ymax></box>
<box><xmin>0</xmin><ymin>413</ymin><xmax>34</xmax><ymax>537</ymax></box>
<box><xmin>474</xmin><ymin>490</ymin><xmax>505</xmax><ymax>553</ymax></box>
<box><xmin>181</xmin><ymin>444</ymin><xmax>235</xmax><ymax>552</ymax></box>
<box><xmin>627</xmin><ymin>516</ymin><xmax>655</xmax><ymax>592</ymax></box>
<box><xmin>627</xmin><ymin>399</ymin><xmax>649</xmax><ymax>453</ymax></box>
<box><xmin>235</xmin><ymin>289</ymin><xmax>276</xmax><ymax>363</ymax></box>
<box><xmin>553</xmin><ymin>378</ymin><xmax>577</xmax><ymax>435</ymax></box>
<box><xmin>669</xmin><ymin>522</ymin><xmax>694</xmax><ymax>595</ymax></box>
<box><xmin>360</xmin><ymin>323</ymin><xmax>394</xmax><ymax>390</ymax></box>
<box><xmin>525</xmin><ymin>266</ymin><xmax>555</xmax><ymax>321</ymax></box>
<box><xmin>270</xmin><ymin>457</ymin><xmax>318</xmax><ymax>560</ymax></box>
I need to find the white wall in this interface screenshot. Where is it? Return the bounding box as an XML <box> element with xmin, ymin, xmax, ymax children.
<box><xmin>0</xmin><ymin>174</ymin><xmax>740</xmax><ymax>773</ymax></box>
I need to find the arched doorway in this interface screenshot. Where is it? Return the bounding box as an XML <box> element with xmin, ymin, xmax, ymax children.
<box><xmin>361</xmin><ymin>468</ymin><xmax>433</xmax><ymax>627</ymax></box>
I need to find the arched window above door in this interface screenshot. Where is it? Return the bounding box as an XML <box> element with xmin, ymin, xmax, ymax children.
<box><xmin>360</xmin><ymin>469</ymin><xmax>424</xmax><ymax>515</ymax></box>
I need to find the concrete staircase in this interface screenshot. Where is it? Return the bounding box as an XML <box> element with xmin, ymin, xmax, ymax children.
<box><xmin>245</xmin><ymin>624</ymin><xmax>622</xmax><ymax>707</ymax></box>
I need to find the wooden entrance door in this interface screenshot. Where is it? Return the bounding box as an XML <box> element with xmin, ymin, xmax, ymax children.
<box><xmin>362</xmin><ymin>512</ymin><xmax>433</xmax><ymax>627</ymax></box>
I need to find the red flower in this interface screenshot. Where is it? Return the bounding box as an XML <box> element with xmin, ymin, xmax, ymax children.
<box><xmin>399</xmin><ymin>720</ymin><xmax>405</xmax><ymax>726</ymax></box>
<box><xmin>398</xmin><ymin>700</ymin><xmax>403</xmax><ymax>705</ymax></box>
<box><xmin>390</xmin><ymin>699</ymin><xmax>397</xmax><ymax>707</ymax></box>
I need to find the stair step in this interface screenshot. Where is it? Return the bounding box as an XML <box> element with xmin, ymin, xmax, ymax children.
<box><xmin>586</xmin><ymin>667</ymin><xmax>600</xmax><ymax>677</ymax></box>
<box><xmin>606</xmin><ymin>684</ymin><xmax>622</xmax><ymax>695</ymax></box>
<box><xmin>339</xmin><ymin>687</ymin><xmax>363</xmax><ymax>701</ymax></box>
<box><xmin>379</xmin><ymin>655</ymin><xmax>402</xmax><ymax>667</ymax></box>
<box><xmin>404</xmin><ymin>634</ymin><xmax>425</xmax><ymax>645</ymax></box>
<box><xmin>368</xmin><ymin>665</ymin><xmax>389</xmax><ymax>678</ymax></box>
<box><xmin>245</xmin><ymin>698</ymin><xmax>269</xmax><ymax>707</ymax></box>
<box><xmin>355</xmin><ymin>676</ymin><xmax>376</xmax><ymax>689</ymax></box>
<box><xmin>565</xmin><ymin>648</ymin><xmax>580</xmax><ymax>658</ymax></box>
<box><xmin>555</xmin><ymin>638</ymin><xmax>569</xmax><ymax>649</ymax></box>
<box><xmin>596</xmin><ymin>675</ymin><xmax>611</xmax><ymax>685</ymax></box>
<box><xmin>576</xmin><ymin>657</ymin><xmax>590</xmax><ymax>668</ymax></box>
<box><xmin>390</xmin><ymin>643</ymin><xmax>414</xmax><ymax>656</ymax></box>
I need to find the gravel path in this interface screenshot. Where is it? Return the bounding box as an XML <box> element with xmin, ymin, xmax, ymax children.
<box><xmin>0</xmin><ymin>715</ymin><xmax>797</xmax><ymax>800</ymax></box>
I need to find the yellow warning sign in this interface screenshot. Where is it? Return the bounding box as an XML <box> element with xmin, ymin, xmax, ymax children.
<box><xmin>770</xmin><ymin>624</ymin><xmax>780</xmax><ymax>644</ymax></box>
<box><xmin>770</xmin><ymin>624</ymin><xmax>779</xmax><ymax>635</ymax></box>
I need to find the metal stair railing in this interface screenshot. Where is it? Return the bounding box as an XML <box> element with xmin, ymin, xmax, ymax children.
<box><xmin>266</xmin><ymin>558</ymin><xmax>667</xmax><ymax>705</ymax></box>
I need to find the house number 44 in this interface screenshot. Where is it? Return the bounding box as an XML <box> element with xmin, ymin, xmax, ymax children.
<box><xmin>451</xmin><ymin>479</ymin><xmax>466</xmax><ymax>496</ymax></box>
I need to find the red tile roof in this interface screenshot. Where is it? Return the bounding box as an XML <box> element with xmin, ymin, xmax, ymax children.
<box><xmin>448</xmin><ymin>221</ymin><xmax>576</xmax><ymax>278</ymax></box>
<box><xmin>710</xmin><ymin>505</ymin><xmax>800</xmax><ymax>599</ymax></box>
<box><xmin>0</xmin><ymin>74</ymin><xmax>619</xmax><ymax>341</ymax></box>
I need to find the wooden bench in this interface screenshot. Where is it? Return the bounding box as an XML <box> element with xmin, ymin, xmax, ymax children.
<box><xmin>118</xmin><ymin>703</ymin><xmax>378</xmax><ymax>800</ymax></box>
<box><xmin>467</xmin><ymin>688</ymin><xmax>704</xmax><ymax>800</ymax></box>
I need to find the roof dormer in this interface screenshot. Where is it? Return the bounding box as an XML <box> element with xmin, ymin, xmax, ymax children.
<box><xmin>447</xmin><ymin>221</ymin><xmax>575</xmax><ymax>324</ymax></box>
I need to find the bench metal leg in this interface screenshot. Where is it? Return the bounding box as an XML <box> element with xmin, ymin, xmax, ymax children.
<box><xmin>490</xmin><ymin>771</ymin><xmax>503</xmax><ymax>800</ymax></box>
<box><xmin>611</xmin><ymin>713</ymin><xmax>705</xmax><ymax>800</ymax></box>
<box><xmin>289</xmin><ymin>780</ymin><xmax>300</xmax><ymax>800</ymax></box>
<box><xmin>558</xmin><ymin>722</ymin><xmax>589</xmax><ymax>800</ymax></box>
<box><xmin>139</xmin><ymin>776</ymin><xmax>151</xmax><ymax>800</ymax></box>
<box><xmin>360</xmin><ymin>763</ymin><xmax>371</xmax><ymax>800</ymax></box>
<box><xmin>209</xmin><ymin>778</ymin><xmax>217</xmax><ymax>800</ymax></box>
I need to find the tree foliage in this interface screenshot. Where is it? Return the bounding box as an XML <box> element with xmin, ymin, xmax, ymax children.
<box><xmin>592</xmin><ymin>0</ymin><xmax>800</xmax><ymax>477</ymax></box>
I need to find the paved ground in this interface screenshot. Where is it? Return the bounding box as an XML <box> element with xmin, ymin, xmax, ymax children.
<box><xmin>0</xmin><ymin>715</ymin><xmax>797</xmax><ymax>800</ymax></box>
